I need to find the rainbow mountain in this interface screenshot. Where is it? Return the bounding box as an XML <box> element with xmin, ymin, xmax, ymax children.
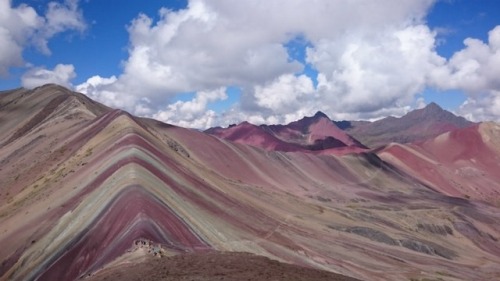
<box><xmin>1</xmin><ymin>84</ymin><xmax>500</xmax><ymax>281</ymax></box>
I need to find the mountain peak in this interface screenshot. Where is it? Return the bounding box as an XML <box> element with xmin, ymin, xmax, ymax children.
<box><xmin>206</xmin><ymin>109</ymin><xmax>366</xmax><ymax>152</ymax></box>
<box><xmin>422</xmin><ymin>102</ymin><xmax>443</xmax><ymax>113</ymax></box>
<box><xmin>344</xmin><ymin>102</ymin><xmax>475</xmax><ymax>147</ymax></box>
<box><xmin>313</xmin><ymin>111</ymin><xmax>329</xmax><ymax>119</ymax></box>
<box><xmin>427</xmin><ymin>101</ymin><xmax>441</xmax><ymax>108</ymax></box>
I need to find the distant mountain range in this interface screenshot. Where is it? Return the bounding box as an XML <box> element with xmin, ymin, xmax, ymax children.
<box><xmin>1</xmin><ymin>84</ymin><xmax>500</xmax><ymax>281</ymax></box>
<box><xmin>206</xmin><ymin>111</ymin><xmax>367</xmax><ymax>154</ymax></box>
<box><xmin>338</xmin><ymin>102</ymin><xmax>474</xmax><ymax>147</ymax></box>
<box><xmin>207</xmin><ymin>102</ymin><xmax>475</xmax><ymax>150</ymax></box>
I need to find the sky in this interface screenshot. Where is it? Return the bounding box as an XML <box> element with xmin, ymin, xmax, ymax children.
<box><xmin>1</xmin><ymin>0</ymin><xmax>500</xmax><ymax>128</ymax></box>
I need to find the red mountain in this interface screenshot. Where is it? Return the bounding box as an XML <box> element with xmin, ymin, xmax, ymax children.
<box><xmin>206</xmin><ymin>111</ymin><xmax>367</xmax><ymax>154</ymax></box>
<box><xmin>378</xmin><ymin>122</ymin><xmax>500</xmax><ymax>202</ymax></box>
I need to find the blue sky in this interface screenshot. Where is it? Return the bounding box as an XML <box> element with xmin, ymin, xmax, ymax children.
<box><xmin>1</xmin><ymin>0</ymin><xmax>500</xmax><ymax>127</ymax></box>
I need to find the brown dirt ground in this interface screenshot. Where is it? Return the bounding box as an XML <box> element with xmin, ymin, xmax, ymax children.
<box><xmin>86</xmin><ymin>251</ymin><xmax>362</xmax><ymax>281</ymax></box>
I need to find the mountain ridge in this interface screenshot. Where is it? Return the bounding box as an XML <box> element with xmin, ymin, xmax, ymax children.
<box><xmin>206</xmin><ymin>102</ymin><xmax>473</xmax><ymax>151</ymax></box>
<box><xmin>337</xmin><ymin>102</ymin><xmax>475</xmax><ymax>147</ymax></box>
<box><xmin>1</xmin><ymin>84</ymin><xmax>500</xmax><ymax>281</ymax></box>
<box><xmin>206</xmin><ymin>111</ymin><xmax>367</xmax><ymax>154</ymax></box>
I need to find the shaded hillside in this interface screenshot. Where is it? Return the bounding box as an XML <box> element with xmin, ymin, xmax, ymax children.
<box><xmin>206</xmin><ymin>111</ymin><xmax>367</xmax><ymax>154</ymax></box>
<box><xmin>339</xmin><ymin>103</ymin><xmax>475</xmax><ymax>148</ymax></box>
<box><xmin>1</xmin><ymin>85</ymin><xmax>500</xmax><ymax>281</ymax></box>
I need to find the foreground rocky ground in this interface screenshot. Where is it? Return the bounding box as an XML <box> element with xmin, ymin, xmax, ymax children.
<box><xmin>87</xmin><ymin>251</ymin><xmax>360</xmax><ymax>281</ymax></box>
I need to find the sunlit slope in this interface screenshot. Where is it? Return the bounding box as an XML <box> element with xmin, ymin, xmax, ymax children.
<box><xmin>1</xmin><ymin>85</ymin><xmax>500</xmax><ymax>281</ymax></box>
<box><xmin>378</xmin><ymin>123</ymin><xmax>500</xmax><ymax>202</ymax></box>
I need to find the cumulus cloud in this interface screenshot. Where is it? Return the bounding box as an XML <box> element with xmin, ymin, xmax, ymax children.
<box><xmin>77</xmin><ymin>0</ymin><xmax>445</xmax><ymax>126</ymax></box>
<box><xmin>72</xmin><ymin>1</ymin><xmax>500</xmax><ymax>126</ymax></box>
<box><xmin>255</xmin><ymin>74</ymin><xmax>314</xmax><ymax>112</ymax></box>
<box><xmin>77</xmin><ymin>0</ymin><xmax>303</xmax><ymax>114</ymax></box>
<box><xmin>431</xmin><ymin>26</ymin><xmax>500</xmax><ymax>93</ymax></box>
<box><xmin>0</xmin><ymin>0</ymin><xmax>86</xmax><ymax>76</ymax></box>
<box><xmin>458</xmin><ymin>93</ymin><xmax>500</xmax><ymax>122</ymax></box>
<box><xmin>309</xmin><ymin>24</ymin><xmax>445</xmax><ymax>118</ymax></box>
<box><xmin>247</xmin><ymin>74</ymin><xmax>320</xmax><ymax>124</ymax></box>
<box><xmin>430</xmin><ymin>25</ymin><xmax>500</xmax><ymax>121</ymax></box>
<box><xmin>0</xmin><ymin>0</ymin><xmax>41</xmax><ymax>75</ymax></box>
<box><xmin>35</xmin><ymin>0</ymin><xmax>87</xmax><ymax>55</ymax></box>
<box><xmin>153</xmin><ymin>88</ymin><xmax>227</xmax><ymax>128</ymax></box>
<box><xmin>21</xmin><ymin>63</ymin><xmax>76</xmax><ymax>88</ymax></box>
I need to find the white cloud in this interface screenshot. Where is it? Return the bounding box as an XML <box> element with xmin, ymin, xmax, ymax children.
<box><xmin>430</xmin><ymin>25</ymin><xmax>500</xmax><ymax>122</ymax></box>
<box><xmin>72</xmin><ymin>1</ymin><xmax>500</xmax><ymax>125</ymax></box>
<box><xmin>153</xmin><ymin>87</ymin><xmax>227</xmax><ymax>128</ymax></box>
<box><xmin>35</xmin><ymin>0</ymin><xmax>87</xmax><ymax>55</ymax></box>
<box><xmin>74</xmin><ymin>75</ymin><xmax>127</xmax><ymax>106</ymax></box>
<box><xmin>77</xmin><ymin>0</ymin><xmax>444</xmax><ymax>127</ymax></box>
<box><xmin>309</xmin><ymin>24</ymin><xmax>445</xmax><ymax>115</ymax></box>
<box><xmin>431</xmin><ymin>25</ymin><xmax>500</xmax><ymax>93</ymax></box>
<box><xmin>0</xmin><ymin>0</ymin><xmax>41</xmax><ymax>75</ymax></box>
<box><xmin>458</xmin><ymin>93</ymin><xmax>500</xmax><ymax>122</ymax></box>
<box><xmin>79</xmin><ymin>0</ymin><xmax>302</xmax><ymax>106</ymax></box>
<box><xmin>255</xmin><ymin>74</ymin><xmax>314</xmax><ymax>112</ymax></box>
<box><xmin>0</xmin><ymin>0</ymin><xmax>86</xmax><ymax>76</ymax></box>
<box><xmin>21</xmin><ymin>63</ymin><xmax>76</xmax><ymax>89</ymax></box>
<box><xmin>250</xmin><ymin>74</ymin><xmax>319</xmax><ymax>124</ymax></box>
